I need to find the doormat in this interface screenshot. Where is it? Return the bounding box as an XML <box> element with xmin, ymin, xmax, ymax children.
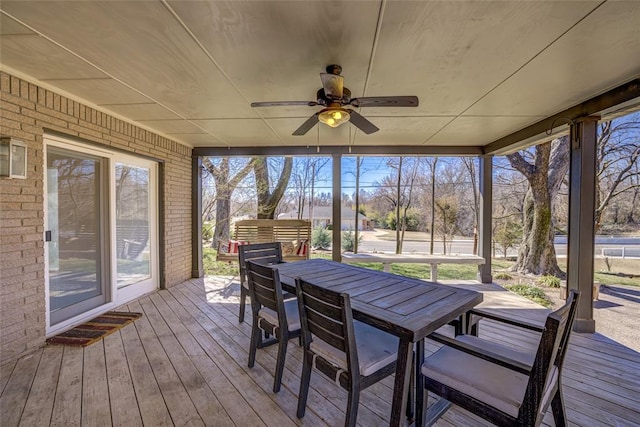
<box><xmin>46</xmin><ymin>311</ymin><xmax>143</xmax><ymax>347</ymax></box>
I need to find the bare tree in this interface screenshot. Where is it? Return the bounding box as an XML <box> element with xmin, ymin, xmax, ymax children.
<box><xmin>394</xmin><ymin>157</ymin><xmax>403</xmax><ymax>253</ymax></box>
<box><xmin>506</xmin><ymin>137</ymin><xmax>569</xmax><ymax>276</ymax></box>
<box><xmin>202</xmin><ymin>157</ymin><xmax>254</xmax><ymax>248</ymax></box>
<box><xmin>435</xmin><ymin>196</ymin><xmax>459</xmax><ymax>254</ymax></box>
<box><xmin>354</xmin><ymin>156</ymin><xmax>363</xmax><ymax>253</ymax></box>
<box><xmin>383</xmin><ymin>157</ymin><xmax>420</xmax><ymax>253</ymax></box>
<box><xmin>426</xmin><ymin>158</ymin><xmax>438</xmax><ymax>254</ymax></box>
<box><xmin>595</xmin><ymin>114</ymin><xmax>640</xmax><ymax>231</ymax></box>
<box><xmin>462</xmin><ymin>157</ymin><xmax>479</xmax><ymax>254</ymax></box>
<box><xmin>254</xmin><ymin>156</ymin><xmax>293</xmax><ymax>219</ymax></box>
<box><xmin>290</xmin><ymin>157</ymin><xmax>330</xmax><ymax>220</ymax></box>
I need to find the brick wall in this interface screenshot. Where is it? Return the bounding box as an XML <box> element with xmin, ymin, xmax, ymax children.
<box><xmin>0</xmin><ymin>72</ymin><xmax>193</xmax><ymax>366</ymax></box>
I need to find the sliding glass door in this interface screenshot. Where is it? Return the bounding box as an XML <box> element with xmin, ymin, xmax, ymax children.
<box><xmin>45</xmin><ymin>136</ymin><xmax>158</xmax><ymax>331</ymax></box>
<box><xmin>114</xmin><ymin>160</ymin><xmax>157</xmax><ymax>302</ymax></box>
<box><xmin>47</xmin><ymin>147</ymin><xmax>108</xmax><ymax>325</ymax></box>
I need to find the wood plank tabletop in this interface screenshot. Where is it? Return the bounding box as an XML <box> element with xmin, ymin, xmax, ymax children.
<box><xmin>274</xmin><ymin>258</ymin><xmax>483</xmax><ymax>342</ymax></box>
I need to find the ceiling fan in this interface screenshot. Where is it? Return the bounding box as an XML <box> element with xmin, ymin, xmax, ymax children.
<box><xmin>250</xmin><ymin>65</ymin><xmax>419</xmax><ymax>135</ymax></box>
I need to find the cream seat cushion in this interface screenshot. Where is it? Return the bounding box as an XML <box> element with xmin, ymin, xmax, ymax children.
<box><xmin>310</xmin><ymin>321</ymin><xmax>398</xmax><ymax>376</ymax></box>
<box><xmin>258</xmin><ymin>299</ymin><xmax>300</xmax><ymax>332</ymax></box>
<box><xmin>422</xmin><ymin>336</ymin><xmax>536</xmax><ymax>418</ymax></box>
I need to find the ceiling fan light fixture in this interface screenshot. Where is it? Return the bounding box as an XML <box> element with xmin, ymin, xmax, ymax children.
<box><xmin>318</xmin><ymin>108</ymin><xmax>350</xmax><ymax>128</ymax></box>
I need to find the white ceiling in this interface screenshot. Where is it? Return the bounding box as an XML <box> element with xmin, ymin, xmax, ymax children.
<box><xmin>1</xmin><ymin>1</ymin><xmax>639</xmax><ymax>149</ymax></box>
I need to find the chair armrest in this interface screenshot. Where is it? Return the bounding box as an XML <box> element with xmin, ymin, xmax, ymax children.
<box><xmin>428</xmin><ymin>332</ymin><xmax>532</xmax><ymax>375</ymax></box>
<box><xmin>468</xmin><ymin>308</ymin><xmax>545</xmax><ymax>333</ymax></box>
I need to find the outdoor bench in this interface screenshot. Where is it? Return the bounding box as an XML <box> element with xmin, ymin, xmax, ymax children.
<box><xmin>341</xmin><ymin>252</ymin><xmax>485</xmax><ymax>282</ymax></box>
<box><xmin>217</xmin><ymin>219</ymin><xmax>311</xmax><ymax>263</ymax></box>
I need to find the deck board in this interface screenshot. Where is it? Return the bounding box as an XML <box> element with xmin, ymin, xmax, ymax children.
<box><xmin>0</xmin><ymin>359</ymin><xmax>17</xmax><ymax>395</ymax></box>
<box><xmin>129</xmin><ymin>299</ymin><xmax>205</xmax><ymax>426</ymax></box>
<box><xmin>50</xmin><ymin>346</ymin><xmax>83</xmax><ymax>426</ymax></box>
<box><xmin>0</xmin><ymin>349</ymin><xmax>41</xmax><ymax>426</ymax></box>
<box><xmin>19</xmin><ymin>345</ymin><xmax>62</xmax><ymax>426</ymax></box>
<box><xmin>81</xmin><ymin>340</ymin><xmax>112</xmax><ymax>426</ymax></box>
<box><xmin>103</xmin><ymin>332</ymin><xmax>143</xmax><ymax>427</ymax></box>
<box><xmin>1</xmin><ymin>276</ymin><xmax>639</xmax><ymax>427</ymax></box>
<box><xmin>118</xmin><ymin>307</ymin><xmax>174</xmax><ymax>426</ymax></box>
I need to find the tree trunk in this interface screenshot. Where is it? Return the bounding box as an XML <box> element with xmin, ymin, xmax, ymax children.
<box><xmin>511</xmin><ymin>189</ymin><xmax>564</xmax><ymax>276</ymax></box>
<box><xmin>213</xmin><ymin>193</ymin><xmax>231</xmax><ymax>246</ymax></box>
<box><xmin>254</xmin><ymin>156</ymin><xmax>293</xmax><ymax>219</ymax></box>
<box><xmin>463</xmin><ymin>158</ymin><xmax>479</xmax><ymax>255</ymax></box>
<box><xmin>395</xmin><ymin>157</ymin><xmax>403</xmax><ymax>254</ymax></box>
<box><xmin>202</xmin><ymin>157</ymin><xmax>254</xmax><ymax>249</ymax></box>
<box><xmin>429</xmin><ymin>158</ymin><xmax>438</xmax><ymax>254</ymax></box>
<box><xmin>507</xmin><ymin>138</ymin><xmax>569</xmax><ymax>277</ymax></box>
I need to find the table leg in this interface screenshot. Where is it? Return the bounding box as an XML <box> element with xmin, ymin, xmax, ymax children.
<box><xmin>390</xmin><ymin>339</ymin><xmax>413</xmax><ymax>427</ymax></box>
<box><xmin>415</xmin><ymin>338</ymin><xmax>425</xmax><ymax>427</ymax></box>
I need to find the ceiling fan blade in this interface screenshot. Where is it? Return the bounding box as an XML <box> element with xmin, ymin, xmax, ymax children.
<box><xmin>350</xmin><ymin>96</ymin><xmax>419</xmax><ymax>108</ymax></box>
<box><xmin>251</xmin><ymin>101</ymin><xmax>317</xmax><ymax>107</ymax></box>
<box><xmin>348</xmin><ymin>110</ymin><xmax>379</xmax><ymax>134</ymax></box>
<box><xmin>292</xmin><ymin>113</ymin><xmax>320</xmax><ymax>136</ymax></box>
<box><xmin>320</xmin><ymin>73</ymin><xmax>344</xmax><ymax>99</ymax></box>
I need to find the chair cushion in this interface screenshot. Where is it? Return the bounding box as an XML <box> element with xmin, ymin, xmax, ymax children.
<box><xmin>228</xmin><ymin>239</ymin><xmax>249</xmax><ymax>254</ymax></box>
<box><xmin>281</xmin><ymin>241</ymin><xmax>296</xmax><ymax>255</ymax></box>
<box><xmin>422</xmin><ymin>343</ymin><xmax>529</xmax><ymax>418</ymax></box>
<box><xmin>310</xmin><ymin>321</ymin><xmax>398</xmax><ymax>377</ymax></box>
<box><xmin>258</xmin><ymin>299</ymin><xmax>300</xmax><ymax>332</ymax></box>
<box><xmin>294</xmin><ymin>239</ymin><xmax>309</xmax><ymax>256</ymax></box>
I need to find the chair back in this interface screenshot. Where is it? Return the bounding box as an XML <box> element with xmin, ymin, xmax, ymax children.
<box><xmin>238</xmin><ymin>242</ymin><xmax>283</xmax><ymax>287</ymax></box>
<box><xmin>245</xmin><ymin>260</ymin><xmax>285</xmax><ymax>314</ymax></box>
<box><xmin>295</xmin><ymin>277</ymin><xmax>359</xmax><ymax>373</ymax></box>
<box><xmin>521</xmin><ymin>289</ymin><xmax>579</xmax><ymax>422</ymax></box>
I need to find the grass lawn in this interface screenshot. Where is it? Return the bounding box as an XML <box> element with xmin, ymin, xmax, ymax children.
<box><xmin>203</xmin><ymin>246</ymin><xmax>638</xmax><ymax>308</ymax></box>
<box><xmin>204</xmin><ymin>247</ymin><xmax>513</xmax><ymax>281</ymax></box>
<box><xmin>204</xmin><ymin>246</ymin><xmax>638</xmax><ymax>285</ymax></box>
<box><xmin>557</xmin><ymin>257</ymin><xmax>640</xmax><ymax>287</ymax></box>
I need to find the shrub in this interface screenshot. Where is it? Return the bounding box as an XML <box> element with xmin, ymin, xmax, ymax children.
<box><xmin>341</xmin><ymin>230</ymin><xmax>363</xmax><ymax>252</ymax></box>
<box><xmin>312</xmin><ymin>227</ymin><xmax>332</xmax><ymax>249</ymax></box>
<box><xmin>504</xmin><ymin>284</ymin><xmax>553</xmax><ymax>308</ymax></box>
<box><xmin>494</xmin><ymin>219</ymin><xmax>522</xmax><ymax>257</ymax></box>
<box><xmin>494</xmin><ymin>272</ymin><xmax>513</xmax><ymax>280</ymax></box>
<box><xmin>202</xmin><ymin>221</ymin><xmax>214</xmax><ymax>241</ymax></box>
<box><xmin>385</xmin><ymin>210</ymin><xmax>420</xmax><ymax>232</ymax></box>
<box><xmin>537</xmin><ymin>275</ymin><xmax>561</xmax><ymax>288</ymax></box>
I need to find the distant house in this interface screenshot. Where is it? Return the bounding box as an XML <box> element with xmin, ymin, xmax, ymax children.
<box><xmin>279</xmin><ymin>206</ymin><xmax>372</xmax><ymax>231</ymax></box>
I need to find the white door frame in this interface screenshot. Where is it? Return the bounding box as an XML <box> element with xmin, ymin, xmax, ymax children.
<box><xmin>44</xmin><ymin>134</ymin><xmax>159</xmax><ymax>335</ymax></box>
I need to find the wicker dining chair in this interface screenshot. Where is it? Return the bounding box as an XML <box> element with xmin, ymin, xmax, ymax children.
<box><xmin>421</xmin><ymin>290</ymin><xmax>579</xmax><ymax>426</ymax></box>
<box><xmin>294</xmin><ymin>277</ymin><xmax>399</xmax><ymax>427</ymax></box>
<box><xmin>245</xmin><ymin>260</ymin><xmax>301</xmax><ymax>393</ymax></box>
<box><xmin>238</xmin><ymin>242</ymin><xmax>283</xmax><ymax>323</ymax></box>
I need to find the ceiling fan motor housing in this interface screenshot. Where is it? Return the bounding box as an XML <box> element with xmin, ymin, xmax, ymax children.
<box><xmin>316</xmin><ymin>87</ymin><xmax>351</xmax><ymax>105</ymax></box>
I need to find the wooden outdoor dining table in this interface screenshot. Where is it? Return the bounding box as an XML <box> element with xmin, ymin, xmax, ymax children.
<box><xmin>273</xmin><ymin>258</ymin><xmax>483</xmax><ymax>427</ymax></box>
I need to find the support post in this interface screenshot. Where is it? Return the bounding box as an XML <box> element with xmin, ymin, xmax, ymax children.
<box><xmin>192</xmin><ymin>156</ymin><xmax>203</xmax><ymax>278</ymax></box>
<box><xmin>567</xmin><ymin>117</ymin><xmax>598</xmax><ymax>333</ymax></box>
<box><xmin>332</xmin><ymin>154</ymin><xmax>342</xmax><ymax>262</ymax></box>
<box><xmin>477</xmin><ymin>155</ymin><xmax>493</xmax><ymax>283</ymax></box>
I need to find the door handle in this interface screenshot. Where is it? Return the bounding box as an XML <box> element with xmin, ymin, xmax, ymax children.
<box><xmin>45</xmin><ymin>230</ymin><xmax>52</xmax><ymax>242</ymax></box>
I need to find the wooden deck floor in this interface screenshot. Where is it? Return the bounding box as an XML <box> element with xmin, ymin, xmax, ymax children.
<box><xmin>1</xmin><ymin>277</ymin><xmax>639</xmax><ymax>426</ymax></box>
